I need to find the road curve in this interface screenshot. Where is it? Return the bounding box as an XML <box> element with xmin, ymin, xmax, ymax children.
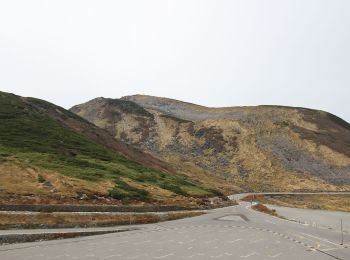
<box><xmin>228</xmin><ymin>191</ymin><xmax>350</xmax><ymax>201</ymax></box>
<box><xmin>0</xmin><ymin>201</ymin><xmax>349</xmax><ymax>260</ymax></box>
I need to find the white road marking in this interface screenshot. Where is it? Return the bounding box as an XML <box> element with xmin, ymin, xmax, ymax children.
<box><xmin>268</xmin><ymin>253</ymin><xmax>282</xmax><ymax>258</ymax></box>
<box><xmin>227</xmin><ymin>238</ymin><xmax>243</xmax><ymax>243</ymax></box>
<box><xmin>154</xmin><ymin>254</ymin><xmax>174</xmax><ymax>259</ymax></box>
<box><xmin>240</xmin><ymin>252</ymin><xmax>258</xmax><ymax>258</ymax></box>
<box><xmin>322</xmin><ymin>247</ymin><xmax>344</xmax><ymax>251</ymax></box>
<box><xmin>184</xmin><ymin>253</ymin><xmax>205</xmax><ymax>259</ymax></box>
<box><xmin>102</xmin><ymin>254</ymin><xmax>122</xmax><ymax>259</ymax></box>
<box><xmin>299</xmin><ymin>232</ymin><xmax>341</xmax><ymax>247</ymax></box>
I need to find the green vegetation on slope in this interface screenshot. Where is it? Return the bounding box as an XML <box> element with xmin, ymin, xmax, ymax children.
<box><xmin>105</xmin><ymin>98</ymin><xmax>154</xmax><ymax>118</ymax></box>
<box><xmin>0</xmin><ymin>92</ymin><xmax>218</xmax><ymax>200</ymax></box>
<box><xmin>108</xmin><ymin>179</ymin><xmax>150</xmax><ymax>201</ymax></box>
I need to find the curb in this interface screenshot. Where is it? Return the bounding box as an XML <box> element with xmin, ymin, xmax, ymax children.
<box><xmin>0</xmin><ymin>228</ymin><xmax>136</xmax><ymax>245</ymax></box>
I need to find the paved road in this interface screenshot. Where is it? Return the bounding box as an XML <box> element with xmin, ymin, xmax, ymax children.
<box><xmin>267</xmin><ymin>204</ymin><xmax>350</xmax><ymax>233</ymax></box>
<box><xmin>1</xmin><ymin>201</ymin><xmax>349</xmax><ymax>260</ymax></box>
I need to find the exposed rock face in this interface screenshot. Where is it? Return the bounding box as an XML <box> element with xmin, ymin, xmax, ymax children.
<box><xmin>71</xmin><ymin>95</ymin><xmax>350</xmax><ymax>192</ymax></box>
<box><xmin>1</xmin><ymin>91</ymin><xmax>223</xmax><ymax>205</ymax></box>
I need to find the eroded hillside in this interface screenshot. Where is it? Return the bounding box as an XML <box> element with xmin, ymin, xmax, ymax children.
<box><xmin>0</xmin><ymin>92</ymin><xmax>221</xmax><ymax>206</ymax></box>
<box><xmin>71</xmin><ymin>95</ymin><xmax>350</xmax><ymax>193</ymax></box>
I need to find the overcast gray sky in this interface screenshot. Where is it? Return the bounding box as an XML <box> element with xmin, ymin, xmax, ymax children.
<box><xmin>1</xmin><ymin>0</ymin><xmax>349</xmax><ymax>121</ymax></box>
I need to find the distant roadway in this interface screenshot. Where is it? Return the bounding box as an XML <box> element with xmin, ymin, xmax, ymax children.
<box><xmin>1</xmin><ymin>195</ymin><xmax>349</xmax><ymax>260</ymax></box>
<box><xmin>229</xmin><ymin>191</ymin><xmax>350</xmax><ymax>201</ymax></box>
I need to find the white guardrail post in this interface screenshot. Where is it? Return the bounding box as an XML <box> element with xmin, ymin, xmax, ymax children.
<box><xmin>340</xmin><ymin>218</ymin><xmax>344</xmax><ymax>245</ymax></box>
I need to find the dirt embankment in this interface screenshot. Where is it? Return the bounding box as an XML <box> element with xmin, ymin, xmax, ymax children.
<box><xmin>0</xmin><ymin>211</ymin><xmax>204</xmax><ymax>230</ymax></box>
<box><xmin>243</xmin><ymin>194</ymin><xmax>350</xmax><ymax>213</ymax></box>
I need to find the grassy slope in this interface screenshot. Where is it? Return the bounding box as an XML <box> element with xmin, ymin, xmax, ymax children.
<box><xmin>0</xmin><ymin>92</ymin><xmax>219</xmax><ymax>202</ymax></box>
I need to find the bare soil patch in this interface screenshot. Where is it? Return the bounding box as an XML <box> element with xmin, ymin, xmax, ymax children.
<box><xmin>0</xmin><ymin>211</ymin><xmax>204</xmax><ymax>230</ymax></box>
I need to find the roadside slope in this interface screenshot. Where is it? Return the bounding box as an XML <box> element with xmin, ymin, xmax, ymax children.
<box><xmin>0</xmin><ymin>91</ymin><xmax>221</xmax><ymax>206</ymax></box>
<box><xmin>72</xmin><ymin>95</ymin><xmax>350</xmax><ymax>193</ymax></box>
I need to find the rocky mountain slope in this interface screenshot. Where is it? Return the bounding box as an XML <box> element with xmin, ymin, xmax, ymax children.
<box><xmin>0</xmin><ymin>91</ymin><xmax>221</xmax><ymax>206</ymax></box>
<box><xmin>71</xmin><ymin>95</ymin><xmax>350</xmax><ymax>193</ymax></box>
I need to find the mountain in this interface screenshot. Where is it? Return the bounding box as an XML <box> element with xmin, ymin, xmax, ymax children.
<box><xmin>71</xmin><ymin>95</ymin><xmax>350</xmax><ymax>193</ymax></box>
<box><xmin>0</xmin><ymin>91</ymin><xmax>221</xmax><ymax>206</ymax></box>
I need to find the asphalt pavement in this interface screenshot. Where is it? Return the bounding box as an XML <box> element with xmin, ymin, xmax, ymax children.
<box><xmin>1</xmin><ymin>201</ymin><xmax>349</xmax><ymax>260</ymax></box>
<box><xmin>267</xmin><ymin>204</ymin><xmax>350</xmax><ymax>233</ymax></box>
